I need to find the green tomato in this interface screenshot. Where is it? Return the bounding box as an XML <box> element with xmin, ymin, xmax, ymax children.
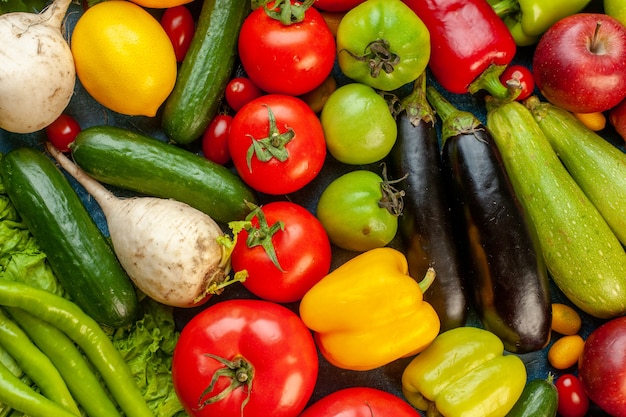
<box><xmin>316</xmin><ymin>170</ymin><xmax>399</xmax><ymax>252</ymax></box>
<box><xmin>321</xmin><ymin>83</ymin><xmax>397</xmax><ymax>165</ymax></box>
<box><xmin>336</xmin><ymin>0</ymin><xmax>430</xmax><ymax>91</ymax></box>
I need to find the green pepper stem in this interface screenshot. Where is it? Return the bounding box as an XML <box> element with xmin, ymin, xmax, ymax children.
<box><xmin>418</xmin><ymin>267</ymin><xmax>436</xmax><ymax>294</ymax></box>
<box><xmin>489</xmin><ymin>0</ymin><xmax>520</xmax><ymax>19</ymax></box>
<box><xmin>426</xmin><ymin>86</ymin><xmax>482</xmax><ymax>148</ymax></box>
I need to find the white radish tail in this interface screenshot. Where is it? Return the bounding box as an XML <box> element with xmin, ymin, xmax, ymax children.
<box><xmin>47</xmin><ymin>142</ymin><xmax>235</xmax><ymax>308</ymax></box>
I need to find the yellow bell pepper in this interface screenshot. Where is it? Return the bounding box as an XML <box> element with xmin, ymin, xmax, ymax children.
<box><xmin>299</xmin><ymin>247</ymin><xmax>440</xmax><ymax>371</ymax></box>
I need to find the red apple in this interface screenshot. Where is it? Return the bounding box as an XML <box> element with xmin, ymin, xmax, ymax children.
<box><xmin>609</xmin><ymin>97</ymin><xmax>626</xmax><ymax>142</ymax></box>
<box><xmin>533</xmin><ymin>13</ymin><xmax>626</xmax><ymax>114</ymax></box>
<box><xmin>579</xmin><ymin>316</ymin><xmax>626</xmax><ymax>416</ymax></box>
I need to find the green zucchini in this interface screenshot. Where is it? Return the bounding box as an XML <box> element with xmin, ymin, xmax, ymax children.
<box><xmin>0</xmin><ymin>148</ymin><xmax>138</xmax><ymax>328</ymax></box>
<box><xmin>161</xmin><ymin>0</ymin><xmax>249</xmax><ymax>144</ymax></box>
<box><xmin>506</xmin><ymin>377</ymin><xmax>558</xmax><ymax>417</ymax></box>
<box><xmin>486</xmin><ymin>98</ymin><xmax>626</xmax><ymax>319</ymax></box>
<box><xmin>526</xmin><ymin>96</ymin><xmax>626</xmax><ymax>246</ymax></box>
<box><xmin>70</xmin><ymin>125</ymin><xmax>257</xmax><ymax>223</ymax></box>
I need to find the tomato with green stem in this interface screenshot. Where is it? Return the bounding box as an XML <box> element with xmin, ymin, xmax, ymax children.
<box><xmin>228</xmin><ymin>94</ymin><xmax>326</xmax><ymax>195</ymax></box>
<box><xmin>230</xmin><ymin>201</ymin><xmax>332</xmax><ymax>303</ymax></box>
<box><xmin>316</xmin><ymin>167</ymin><xmax>405</xmax><ymax>252</ymax></box>
<box><xmin>172</xmin><ymin>299</ymin><xmax>319</xmax><ymax>417</ymax></box>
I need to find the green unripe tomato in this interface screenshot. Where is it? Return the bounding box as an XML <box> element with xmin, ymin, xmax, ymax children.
<box><xmin>316</xmin><ymin>170</ymin><xmax>400</xmax><ymax>252</ymax></box>
<box><xmin>321</xmin><ymin>83</ymin><xmax>397</xmax><ymax>165</ymax></box>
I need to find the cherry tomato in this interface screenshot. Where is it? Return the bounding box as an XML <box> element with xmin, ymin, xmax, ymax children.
<box><xmin>555</xmin><ymin>374</ymin><xmax>589</xmax><ymax>417</ymax></box>
<box><xmin>161</xmin><ymin>6</ymin><xmax>195</xmax><ymax>62</ymax></box>
<box><xmin>299</xmin><ymin>387</ymin><xmax>422</xmax><ymax>417</ymax></box>
<box><xmin>225</xmin><ymin>77</ymin><xmax>263</xmax><ymax>112</ymax></box>
<box><xmin>231</xmin><ymin>201</ymin><xmax>332</xmax><ymax>303</ymax></box>
<box><xmin>313</xmin><ymin>0</ymin><xmax>365</xmax><ymax>12</ymax></box>
<box><xmin>201</xmin><ymin>114</ymin><xmax>232</xmax><ymax>165</ymax></box>
<box><xmin>500</xmin><ymin>64</ymin><xmax>535</xmax><ymax>101</ymax></box>
<box><xmin>45</xmin><ymin>114</ymin><xmax>81</xmax><ymax>153</ymax></box>
<box><xmin>238</xmin><ymin>1</ymin><xmax>336</xmax><ymax>96</ymax></box>
<box><xmin>228</xmin><ymin>94</ymin><xmax>326</xmax><ymax>195</ymax></box>
<box><xmin>172</xmin><ymin>299</ymin><xmax>318</xmax><ymax>417</ymax></box>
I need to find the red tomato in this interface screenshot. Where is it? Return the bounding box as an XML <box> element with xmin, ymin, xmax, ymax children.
<box><xmin>299</xmin><ymin>387</ymin><xmax>422</xmax><ymax>417</ymax></box>
<box><xmin>172</xmin><ymin>299</ymin><xmax>318</xmax><ymax>417</ymax></box>
<box><xmin>555</xmin><ymin>374</ymin><xmax>589</xmax><ymax>417</ymax></box>
<box><xmin>228</xmin><ymin>94</ymin><xmax>326</xmax><ymax>195</ymax></box>
<box><xmin>500</xmin><ymin>64</ymin><xmax>535</xmax><ymax>101</ymax></box>
<box><xmin>225</xmin><ymin>77</ymin><xmax>263</xmax><ymax>112</ymax></box>
<box><xmin>231</xmin><ymin>201</ymin><xmax>332</xmax><ymax>303</ymax></box>
<box><xmin>238</xmin><ymin>1</ymin><xmax>336</xmax><ymax>96</ymax></box>
<box><xmin>45</xmin><ymin>114</ymin><xmax>81</xmax><ymax>153</ymax></box>
<box><xmin>202</xmin><ymin>114</ymin><xmax>232</xmax><ymax>165</ymax></box>
<box><xmin>313</xmin><ymin>0</ymin><xmax>365</xmax><ymax>12</ymax></box>
<box><xmin>161</xmin><ymin>6</ymin><xmax>195</xmax><ymax>62</ymax></box>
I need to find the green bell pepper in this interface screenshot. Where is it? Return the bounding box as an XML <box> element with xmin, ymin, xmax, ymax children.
<box><xmin>401</xmin><ymin>327</ymin><xmax>527</xmax><ymax>417</ymax></box>
<box><xmin>490</xmin><ymin>0</ymin><xmax>591</xmax><ymax>45</ymax></box>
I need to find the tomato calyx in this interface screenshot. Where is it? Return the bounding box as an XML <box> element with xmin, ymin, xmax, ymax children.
<box><xmin>264</xmin><ymin>0</ymin><xmax>314</xmax><ymax>24</ymax></box>
<box><xmin>197</xmin><ymin>353</ymin><xmax>254</xmax><ymax>415</ymax></box>
<box><xmin>246</xmin><ymin>105</ymin><xmax>295</xmax><ymax>172</ymax></box>
<box><xmin>340</xmin><ymin>39</ymin><xmax>401</xmax><ymax>79</ymax></box>
<box><xmin>378</xmin><ymin>163</ymin><xmax>407</xmax><ymax>216</ymax></box>
<box><xmin>244</xmin><ymin>203</ymin><xmax>285</xmax><ymax>272</ymax></box>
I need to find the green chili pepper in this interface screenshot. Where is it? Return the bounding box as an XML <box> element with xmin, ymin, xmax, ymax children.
<box><xmin>0</xmin><ymin>280</ymin><xmax>153</xmax><ymax>417</ymax></box>
<box><xmin>0</xmin><ymin>360</ymin><xmax>78</xmax><ymax>417</ymax></box>
<box><xmin>6</xmin><ymin>307</ymin><xmax>120</xmax><ymax>417</ymax></box>
<box><xmin>0</xmin><ymin>308</ymin><xmax>80</xmax><ymax>416</ymax></box>
<box><xmin>491</xmin><ymin>0</ymin><xmax>591</xmax><ymax>45</ymax></box>
<box><xmin>402</xmin><ymin>327</ymin><xmax>527</xmax><ymax>417</ymax></box>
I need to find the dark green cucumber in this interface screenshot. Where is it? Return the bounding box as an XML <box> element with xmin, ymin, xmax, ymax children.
<box><xmin>486</xmin><ymin>98</ymin><xmax>626</xmax><ymax>319</ymax></box>
<box><xmin>526</xmin><ymin>96</ymin><xmax>626</xmax><ymax>246</ymax></box>
<box><xmin>162</xmin><ymin>0</ymin><xmax>249</xmax><ymax>144</ymax></box>
<box><xmin>70</xmin><ymin>125</ymin><xmax>257</xmax><ymax>223</ymax></box>
<box><xmin>0</xmin><ymin>148</ymin><xmax>138</xmax><ymax>328</ymax></box>
<box><xmin>506</xmin><ymin>377</ymin><xmax>558</xmax><ymax>417</ymax></box>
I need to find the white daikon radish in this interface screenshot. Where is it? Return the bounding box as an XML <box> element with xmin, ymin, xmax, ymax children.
<box><xmin>0</xmin><ymin>0</ymin><xmax>76</xmax><ymax>134</ymax></box>
<box><xmin>46</xmin><ymin>142</ymin><xmax>239</xmax><ymax>308</ymax></box>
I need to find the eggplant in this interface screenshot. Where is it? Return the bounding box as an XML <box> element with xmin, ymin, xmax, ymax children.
<box><xmin>427</xmin><ymin>87</ymin><xmax>551</xmax><ymax>353</ymax></box>
<box><xmin>388</xmin><ymin>74</ymin><xmax>469</xmax><ymax>332</ymax></box>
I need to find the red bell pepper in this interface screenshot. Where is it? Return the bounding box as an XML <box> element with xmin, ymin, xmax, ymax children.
<box><xmin>402</xmin><ymin>0</ymin><xmax>517</xmax><ymax>99</ymax></box>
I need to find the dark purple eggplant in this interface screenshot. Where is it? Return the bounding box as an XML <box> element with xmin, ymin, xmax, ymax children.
<box><xmin>388</xmin><ymin>74</ymin><xmax>469</xmax><ymax>332</ymax></box>
<box><xmin>427</xmin><ymin>86</ymin><xmax>551</xmax><ymax>353</ymax></box>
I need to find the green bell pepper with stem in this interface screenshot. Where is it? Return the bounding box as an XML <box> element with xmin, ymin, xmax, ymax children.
<box><xmin>402</xmin><ymin>327</ymin><xmax>526</xmax><ymax>417</ymax></box>
<box><xmin>491</xmin><ymin>0</ymin><xmax>591</xmax><ymax>45</ymax></box>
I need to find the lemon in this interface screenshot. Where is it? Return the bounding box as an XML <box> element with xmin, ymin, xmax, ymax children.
<box><xmin>71</xmin><ymin>1</ymin><xmax>177</xmax><ymax>117</ymax></box>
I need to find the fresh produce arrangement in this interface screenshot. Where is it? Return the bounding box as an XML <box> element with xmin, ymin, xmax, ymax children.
<box><xmin>2</xmin><ymin>0</ymin><xmax>626</xmax><ymax>416</ymax></box>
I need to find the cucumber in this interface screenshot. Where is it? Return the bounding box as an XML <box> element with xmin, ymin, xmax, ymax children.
<box><xmin>70</xmin><ymin>125</ymin><xmax>257</xmax><ymax>223</ymax></box>
<box><xmin>486</xmin><ymin>98</ymin><xmax>626</xmax><ymax>319</ymax></box>
<box><xmin>506</xmin><ymin>377</ymin><xmax>558</xmax><ymax>417</ymax></box>
<box><xmin>161</xmin><ymin>0</ymin><xmax>249</xmax><ymax>144</ymax></box>
<box><xmin>0</xmin><ymin>148</ymin><xmax>138</xmax><ymax>328</ymax></box>
<box><xmin>526</xmin><ymin>96</ymin><xmax>626</xmax><ymax>246</ymax></box>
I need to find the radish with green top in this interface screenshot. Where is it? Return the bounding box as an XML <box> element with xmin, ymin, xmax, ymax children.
<box><xmin>46</xmin><ymin>141</ymin><xmax>241</xmax><ymax>308</ymax></box>
<box><xmin>0</xmin><ymin>0</ymin><xmax>75</xmax><ymax>134</ymax></box>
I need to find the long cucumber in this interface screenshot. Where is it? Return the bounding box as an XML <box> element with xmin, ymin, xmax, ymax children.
<box><xmin>486</xmin><ymin>98</ymin><xmax>626</xmax><ymax>319</ymax></box>
<box><xmin>526</xmin><ymin>96</ymin><xmax>626</xmax><ymax>246</ymax></box>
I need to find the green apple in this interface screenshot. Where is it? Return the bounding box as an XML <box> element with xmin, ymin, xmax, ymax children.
<box><xmin>605</xmin><ymin>0</ymin><xmax>626</xmax><ymax>26</ymax></box>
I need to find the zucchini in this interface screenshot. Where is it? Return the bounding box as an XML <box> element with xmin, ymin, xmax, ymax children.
<box><xmin>161</xmin><ymin>0</ymin><xmax>249</xmax><ymax>144</ymax></box>
<box><xmin>526</xmin><ymin>96</ymin><xmax>626</xmax><ymax>246</ymax></box>
<box><xmin>0</xmin><ymin>148</ymin><xmax>138</xmax><ymax>328</ymax></box>
<box><xmin>70</xmin><ymin>125</ymin><xmax>257</xmax><ymax>223</ymax></box>
<box><xmin>506</xmin><ymin>376</ymin><xmax>558</xmax><ymax>417</ymax></box>
<box><xmin>486</xmin><ymin>98</ymin><xmax>626</xmax><ymax>319</ymax></box>
<box><xmin>429</xmin><ymin>87</ymin><xmax>551</xmax><ymax>353</ymax></box>
<box><xmin>388</xmin><ymin>76</ymin><xmax>469</xmax><ymax>332</ymax></box>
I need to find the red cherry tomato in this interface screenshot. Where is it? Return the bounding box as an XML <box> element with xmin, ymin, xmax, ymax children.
<box><xmin>161</xmin><ymin>6</ymin><xmax>195</xmax><ymax>62</ymax></box>
<box><xmin>225</xmin><ymin>77</ymin><xmax>263</xmax><ymax>112</ymax></box>
<box><xmin>555</xmin><ymin>374</ymin><xmax>589</xmax><ymax>417</ymax></box>
<box><xmin>202</xmin><ymin>114</ymin><xmax>232</xmax><ymax>165</ymax></box>
<box><xmin>45</xmin><ymin>114</ymin><xmax>81</xmax><ymax>153</ymax></box>
<box><xmin>231</xmin><ymin>201</ymin><xmax>332</xmax><ymax>303</ymax></box>
<box><xmin>500</xmin><ymin>64</ymin><xmax>535</xmax><ymax>101</ymax></box>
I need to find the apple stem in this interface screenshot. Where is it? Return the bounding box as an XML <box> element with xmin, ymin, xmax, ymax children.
<box><xmin>590</xmin><ymin>21</ymin><xmax>603</xmax><ymax>54</ymax></box>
